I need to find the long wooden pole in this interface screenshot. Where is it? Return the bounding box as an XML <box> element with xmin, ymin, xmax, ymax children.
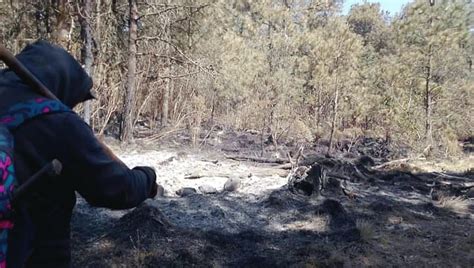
<box><xmin>0</xmin><ymin>44</ymin><xmax>58</xmax><ymax>100</ymax></box>
<box><xmin>0</xmin><ymin>43</ymin><xmax>126</xmax><ymax>165</ymax></box>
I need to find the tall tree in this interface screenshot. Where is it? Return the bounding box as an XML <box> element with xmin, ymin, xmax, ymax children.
<box><xmin>161</xmin><ymin>0</ymin><xmax>172</xmax><ymax>128</ymax></box>
<box><xmin>1</xmin><ymin>0</ymin><xmax>470</xmax><ymax>155</ymax></box>
<box><xmin>79</xmin><ymin>0</ymin><xmax>94</xmax><ymax>125</ymax></box>
<box><xmin>394</xmin><ymin>0</ymin><xmax>471</xmax><ymax>149</ymax></box>
<box><xmin>346</xmin><ymin>2</ymin><xmax>396</xmax><ymax>139</ymax></box>
<box><xmin>121</xmin><ymin>0</ymin><xmax>138</xmax><ymax>142</ymax></box>
<box><xmin>303</xmin><ymin>17</ymin><xmax>362</xmax><ymax>154</ymax></box>
<box><xmin>347</xmin><ymin>2</ymin><xmax>393</xmax><ymax>53</ymax></box>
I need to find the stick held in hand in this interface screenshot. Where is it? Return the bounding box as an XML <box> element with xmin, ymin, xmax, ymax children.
<box><xmin>0</xmin><ymin>43</ymin><xmax>125</xmax><ymax>165</ymax></box>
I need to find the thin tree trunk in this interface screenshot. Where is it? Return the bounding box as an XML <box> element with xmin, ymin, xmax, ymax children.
<box><xmin>120</xmin><ymin>0</ymin><xmax>138</xmax><ymax>142</ymax></box>
<box><xmin>54</xmin><ymin>0</ymin><xmax>70</xmax><ymax>47</ymax></box>
<box><xmin>210</xmin><ymin>84</ymin><xmax>217</xmax><ymax>125</ymax></box>
<box><xmin>162</xmin><ymin>81</ymin><xmax>170</xmax><ymax>127</ymax></box>
<box><xmin>425</xmin><ymin>46</ymin><xmax>433</xmax><ymax>145</ymax></box>
<box><xmin>80</xmin><ymin>0</ymin><xmax>93</xmax><ymax>125</ymax></box>
<box><xmin>161</xmin><ymin>0</ymin><xmax>171</xmax><ymax>127</ymax></box>
<box><xmin>95</xmin><ymin>0</ymin><xmax>101</xmax><ymax>45</ymax></box>
<box><xmin>425</xmin><ymin>1</ymin><xmax>434</xmax><ymax>146</ymax></box>
<box><xmin>327</xmin><ymin>84</ymin><xmax>339</xmax><ymax>156</ymax></box>
<box><xmin>317</xmin><ymin>86</ymin><xmax>321</xmax><ymax>128</ymax></box>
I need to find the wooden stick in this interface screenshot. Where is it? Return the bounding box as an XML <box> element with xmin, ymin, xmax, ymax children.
<box><xmin>0</xmin><ymin>44</ymin><xmax>58</xmax><ymax>100</ymax></box>
<box><xmin>225</xmin><ymin>155</ymin><xmax>289</xmax><ymax>165</ymax></box>
<box><xmin>0</xmin><ymin>43</ymin><xmax>125</xmax><ymax>165</ymax></box>
<box><xmin>11</xmin><ymin>159</ymin><xmax>62</xmax><ymax>205</ymax></box>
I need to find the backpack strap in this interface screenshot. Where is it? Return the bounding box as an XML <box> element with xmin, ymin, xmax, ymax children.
<box><xmin>0</xmin><ymin>98</ymin><xmax>71</xmax><ymax>130</ymax></box>
<box><xmin>0</xmin><ymin>97</ymin><xmax>70</xmax><ymax>267</ymax></box>
<box><xmin>0</xmin><ymin>126</ymin><xmax>14</xmax><ymax>266</ymax></box>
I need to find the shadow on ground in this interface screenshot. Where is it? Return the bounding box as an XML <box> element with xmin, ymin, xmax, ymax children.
<box><xmin>71</xmin><ymin>146</ymin><xmax>473</xmax><ymax>267</ymax></box>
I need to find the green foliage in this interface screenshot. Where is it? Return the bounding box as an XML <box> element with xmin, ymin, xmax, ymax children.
<box><xmin>0</xmin><ymin>0</ymin><xmax>471</xmax><ymax>155</ymax></box>
<box><xmin>389</xmin><ymin>0</ymin><xmax>473</xmax><ymax>152</ymax></box>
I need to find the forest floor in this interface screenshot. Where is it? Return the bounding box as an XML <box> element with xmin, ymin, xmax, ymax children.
<box><xmin>71</xmin><ymin>130</ymin><xmax>473</xmax><ymax>267</ymax></box>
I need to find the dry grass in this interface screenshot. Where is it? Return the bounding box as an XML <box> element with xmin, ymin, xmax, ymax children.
<box><xmin>284</xmin><ymin>215</ymin><xmax>330</xmax><ymax>232</ymax></box>
<box><xmin>435</xmin><ymin>196</ymin><xmax>471</xmax><ymax>215</ymax></box>
<box><xmin>357</xmin><ymin>220</ymin><xmax>375</xmax><ymax>242</ymax></box>
<box><xmin>410</xmin><ymin>156</ymin><xmax>474</xmax><ymax>174</ymax></box>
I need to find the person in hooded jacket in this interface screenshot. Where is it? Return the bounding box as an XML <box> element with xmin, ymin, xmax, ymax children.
<box><xmin>0</xmin><ymin>40</ymin><xmax>159</xmax><ymax>267</ymax></box>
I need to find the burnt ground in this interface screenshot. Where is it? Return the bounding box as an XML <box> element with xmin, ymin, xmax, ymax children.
<box><xmin>71</xmin><ymin>130</ymin><xmax>473</xmax><ymax>267</ymax></box>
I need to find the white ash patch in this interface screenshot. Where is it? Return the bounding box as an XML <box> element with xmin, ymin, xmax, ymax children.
<box><xmin>117</xmin><ymin>149</ymin><xmax>288</xmax><ymax>197</ymax></box>
<box><xmin>110</xmin><ymin>147</ymin><xmax>301</xmax><ymax>233</ymax></box>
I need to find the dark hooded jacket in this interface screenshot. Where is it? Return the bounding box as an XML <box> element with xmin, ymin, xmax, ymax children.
<box><xmin>1</xmin><ymin>40</ymin><xmax>157</xmax><ymax>267</ymax></box>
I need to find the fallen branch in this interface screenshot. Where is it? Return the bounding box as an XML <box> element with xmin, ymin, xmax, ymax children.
<box><xmin>184</xmin><ymin>174</ymin><xmax>211</xmax><ymax>179</ymax></box>
<box><xmin>275</xmin><ymin>163</ymin><xmax>293</xmax><ymax>170</ymax></box>
<box><xmin>226</xmin><ymin>155</ymin><xmax>289</xmax><ymax>165</ymax></box>
<box><xmin>185</xmin><ymin>167</ymin><xmax>288</xmax><ymax>179</ymax></box>
<box><xmin>434</xmin><ymin>180</ymin><xmax>474</xmax><ymax>189</ymax></box>
<box><xmin>327</xmin><ymin>172</ymin><xmax>352</xmax><ymax>182</ymax></box>
<box><xmin>371</xmin><ymin>158</ymin><xmax>414</xmax><ymax>170</ymax></box>
<box><xmin>157</xmin><ymin>156</ymin><xmax>177</xmax><ymax>166</ymax></box>
<box><xmin>432</xmin><ymin>172</ymin><xmax>470</xmax><ymax>181</ymax></box>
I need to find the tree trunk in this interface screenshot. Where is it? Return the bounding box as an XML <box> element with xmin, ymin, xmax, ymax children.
<box><xmin>54</xmin><ymin>0</ymin><xmax>70</xmax><ymax>48</ymax></box>
<box><xmin>317</xmin><ymin>86</ymin><xmax>322</xmax><ymax>128</ymax></box>
<box><xmin>161</xmin><ymin>76</ymin><xmax>170</xmax><ymax>127</ymax></box>
<box><xmin>425</xmin><ymin>46</ymin><xmax>433</xmax><ymax>145</ymax></box>
<box><xmin>95</xmin><ymin>0</ymin><xmax>101</xmax><ymax>44</ymax></box>
<box><xmin>210</xmin><ymin>84</ymin><xmax>217</xmax><ymax>125</ymax></box>
<box><xmin>327</xmin><ymin>85</ymin><xmax>339</xmax><ymax>156</ymax></box>
<box><xmin>161</xmin><ymin>0</ymin><xmax>172</xmax><ymax>127</ymax></box>
<box><xmin>120</xmin><ymin>0</ymin><xmax>138</xmax><ymax>142</ymax></box>
<box><xmin>79</xmin><ymin>0</ymin><xmax>93</xmax><ymax>125</ymax></box>
<box><xmin>425</xmin><ymin>1</ymin><xmax>435</xmax><ymax>146</ymax></box>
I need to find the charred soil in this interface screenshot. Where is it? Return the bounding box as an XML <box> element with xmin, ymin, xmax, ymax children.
<box><xmin>72</xmin><ymin>131</ymin><xmax>473</xmax><ymax>267</ymax></box>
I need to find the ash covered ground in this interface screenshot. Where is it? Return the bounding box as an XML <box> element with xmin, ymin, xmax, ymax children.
<box><xmin>71</xmin><ymin>131</ymin><xmax>474</xmax><ymax>267</ymax></box>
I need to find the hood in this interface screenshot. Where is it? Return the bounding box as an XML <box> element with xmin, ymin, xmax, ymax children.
<box><xmin>0</xmin><ymin>40</ymin><xmax>93</xmax><ymax>112</ymax></box>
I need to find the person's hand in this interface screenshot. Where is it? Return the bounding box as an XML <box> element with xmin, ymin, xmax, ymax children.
<box><xmin>149</xmin><ymin>183</ymin><xmax>164</xmax><ymax>199</ymax></box>
<box><xmin>132</xmin><ymin>166</ymin><xmax>162</xmax><ymax>198</ymax></box>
